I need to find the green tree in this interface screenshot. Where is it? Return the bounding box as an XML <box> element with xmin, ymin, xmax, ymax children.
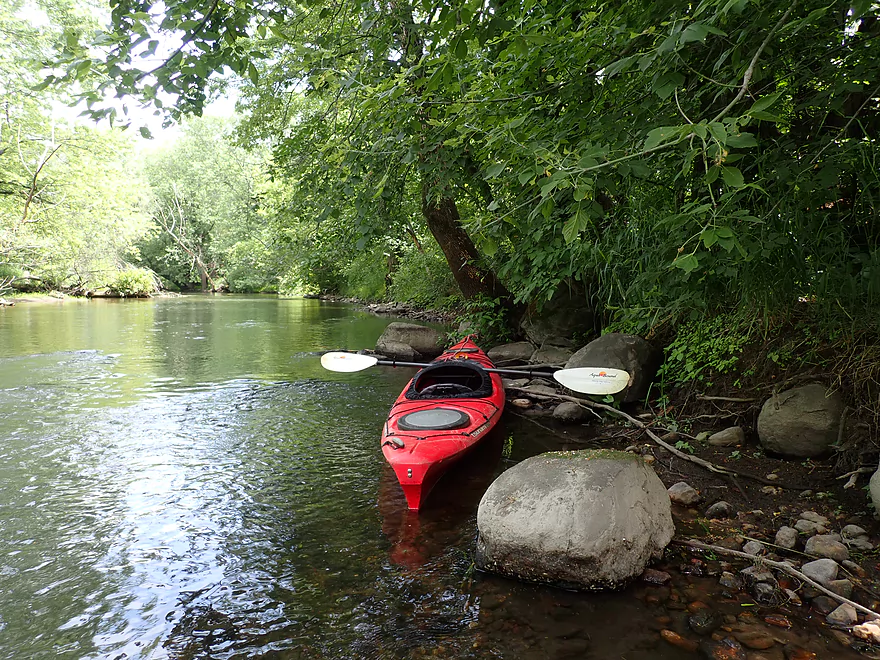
<box><xmin>1</xmin><ymin>0</ymin><xmax>152</xmax><ymax>293</ymax></box>
<box><xmin>140</xmin><ymin>116</ymin><xmax>276</xmax><ymax>291</ymax></box>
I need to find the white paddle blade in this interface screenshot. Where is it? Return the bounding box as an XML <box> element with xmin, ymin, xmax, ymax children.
<box><xmin>553</xmin><ymin>367</ymin><xmax>631</xmax><ymax>395</ymax></box>
<box><xmin>320</xmin><ymin>351</ymin><xmax>378</xmax><ymax>373</ymax></box>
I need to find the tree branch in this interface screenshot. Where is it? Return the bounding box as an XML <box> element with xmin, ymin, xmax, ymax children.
<box><xmin>711</xmin><ymin>1</ymin><xmax>797</xmax><ymax>123</ymax></box>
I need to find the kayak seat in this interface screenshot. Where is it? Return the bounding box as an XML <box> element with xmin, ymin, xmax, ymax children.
<box><xmin>405</xmin><ymin>360</ymin><xmax>493</xmax><ymax>400</ymax></box>
<box><xmin>398</xmin><ymin>408</ymin><xmax>470</xmax><ymax>431</ymax></box>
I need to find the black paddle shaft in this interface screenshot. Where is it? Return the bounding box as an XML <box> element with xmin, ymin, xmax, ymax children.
<box><xmin>374</xmin><ymin>359</ymin><xmax>558</xmax><ymax>379</ymax></box>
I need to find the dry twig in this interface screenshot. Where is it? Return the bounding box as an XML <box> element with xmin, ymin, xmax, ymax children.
<box><xmin>676</xmin><ymin>538</ymin><xmax>880</xmax><ymax>620</ymax></box>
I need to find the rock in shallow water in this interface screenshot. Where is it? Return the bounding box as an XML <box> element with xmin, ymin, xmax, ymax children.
<box><xmin>475</xmin><ymin>449</ymin><xmax>674</xmax><ymax>590</ymax></box>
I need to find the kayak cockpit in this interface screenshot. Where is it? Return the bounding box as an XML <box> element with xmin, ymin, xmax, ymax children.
<box><xmin>404</xmin><ymin>360</ymin><xmax>493</xmax><ymax>400</ymax></box>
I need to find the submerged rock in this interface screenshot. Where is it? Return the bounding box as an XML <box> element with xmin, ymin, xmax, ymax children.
<box><xmin>475</xmin><ymin>449</ymin><xmax>674</xmax><ymax>590</ymax></box>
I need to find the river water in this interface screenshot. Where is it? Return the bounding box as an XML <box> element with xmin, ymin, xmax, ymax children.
<box><xmin>0</xmin><ymin>296</ymin><xmax>701</xmax><ymax>659</ymax></box>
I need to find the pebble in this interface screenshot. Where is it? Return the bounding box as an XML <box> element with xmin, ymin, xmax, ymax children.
<box><xmin>698</xmin><ymin>637</ymin><xmax>746</xmax><ymax>659</ymax></box>
<box><xmin>811</xmin><ymin>595</ymin><xmax>838</xmax><ymax>614</ymax></box>
<box><xmin>826</xmin><ymin>603</ymin><xmax>858</xmax><ymax>626</ymax></box>
<box><xmin>801</xmin><ymin>558</ymin><xmax>839</xmax><ymax>585</ymax></box>
<box><xmin>733</xmin><ymin>630</ymin><xmax>776</xmax><ymax>650</ymax></box>
<box><xmin>552</xmin><ymin>401</ymin><xmax>588</xmax><ymax>422</ymax></box>
<box><xmin>794</xmin><ymin>519</ymin><xmax>826</xmax><ymax>536</ymax></box>
<box><xmin>763</xmin><ymin>614</ymin><xmax>792</xmax><ymax>628</ymax></box>
<box><xmin>668</xmin><ymin>481</ymin><xmax>701</xmax><ymax>505</ymax></box>
<box><xmin>775</xmin><ymin>526</ymin><xmax>798</xmax><ymax>550</ymax></box>
<box><xmin>740</xmin><ymin>566</ymin><xmax>776</xmax><ymax>588</ymax></box>
<box><xmin>784</xmin><ymin>647</ymin><xmax>817</xmax><ymax>660</ymax></box>
<box><xmin>761</xmin><ymin>486</ymin><xmax>782</xmax><ymax>495</ymax></box>
<box><xmin>842</xmin><ymin>559</ymin><xmax>867</xmax><ymax>577</ymax></box>
<box><xmin>801</xmin><ymin>511</ymin><xmax>831</xmax><ymax>525</ymax></box>
<box><xmin>660</xmin><ymin>629</ymin><xmax>699</xmax><ymax>652</ymax></box>
<box><xmin>782</xmin><ymin>589</ymin><xmax>802</xmax><ymax>606</ymax></box>
<box><xmin>641</xmin><ymin>568</ymin><xmax>671</xmax><ymax>585</ymax></box>
<box><xmin>510</xmin><ymin>398</ymin><xmax>533</xmax><ymax>409</ymax></box>
<box><xmin>753</xmin><ymin>582</ymin><xmax>779</xmax><ymax>605</ymax></box>
<box><xmin>715</xmin><ymin>536</ymin><xmax>743</xmax><ymax>552</ymax></box>
<box><xmin>853</xmin><ymin>621</ymin><xmax>880</xmax><ymax>643</ymax></box>
<box><xmin>827</xmin><ymin>579</ymin><xmax>853</xmax><ymax>599</ymax></box>
<box><xmin>842</xmin><ymin>524</ymin><xmax>869</xmax><ymax>538</ymax></box>
<box><xmin>742</xmin><ymin>540</ymin><xmax>766</xmax><ymax>556</ymax></box>
<box><xmin>719</xmin><ymin>572</ymin><xmax>740</xmax><ymax>589</ymax></box>
<box><xmin>804</xmin><ymin>535</ymin><xmax>849</xmax><ymax>562</ymax></box>
<box><xmin>689</xmin><ymin>609</ymin><xmax>721</xmax><ymax>636</ymax></box>
<box><xmin>706</xmin><ymin>501</ymin><xmax>734</xmax><ymax>519</ymax></box>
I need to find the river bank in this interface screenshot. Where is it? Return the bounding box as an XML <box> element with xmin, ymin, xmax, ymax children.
<box><xmin>491</xmin><ymin>362</ymin><xmax>880</xmax><ymax>659</ymax></box>
<box><xmin>364</xmin><ymin>310</ymin><xmax>880</xmax><ymax>658</ymax></box>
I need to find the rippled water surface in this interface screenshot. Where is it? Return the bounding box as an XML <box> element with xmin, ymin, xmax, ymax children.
<box><xmin>0</xmin><ymin>296</ymin><xmax>694</xmax><ymax>659</ymax></box>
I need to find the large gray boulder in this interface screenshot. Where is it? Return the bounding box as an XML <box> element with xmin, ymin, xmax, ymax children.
<box><xmin>475</xmin><ymin>449</ymin><xmax>674</xmax><ymax>590</ymax></box>
<box><xmin>376</xmin><ymin>322</ymin><xmax>444</xmax><ymax>359</ymax></box>
<box><xmin>565</xmin><ymin>333</ymin><xmax>660</xmax><ymax>403</ymax></box>
<box><xmin>487</xmin><ymin>342</ymin><xmax>535</xmax><ymax>363</ymax></box>
<box><xmin>756</xmin><ymin>384</ymin><xmax>844</xmax><ymax>458</ymax></box>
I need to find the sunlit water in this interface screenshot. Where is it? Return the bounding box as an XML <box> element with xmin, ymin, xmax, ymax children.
<box><xmin>0</xmin><ymin>296</ymin><xmax>732</xmax><ymax>659</ymax></box>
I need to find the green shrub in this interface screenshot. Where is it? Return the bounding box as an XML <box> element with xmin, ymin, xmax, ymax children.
<box><xmin>388</xmin><ymin>247</ymin><xmax>458</xmax><ymax>308</ymax></box>
<box><xmin>450</xmin><ymin>295</ymin><xmax>512</xmax><ymax>346</ymax></box>
<box><xmin>658</xmin><ymin>314</ymin><xmax>752</xmax><ymax>386</ymax></box>
<box><xmin>339</xmin><ymin>248</ymin><xmax>388</xmax><ymax>300</ymax></box>
<box><xmin>106</xmin><ymin>268</ymin><xmax>159</xmax><ymax>296</ymax></box>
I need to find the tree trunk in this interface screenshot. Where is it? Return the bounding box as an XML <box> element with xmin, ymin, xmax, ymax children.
<box><xmin>421</xmin><ymin>188</ymin><xmax>510</xmax><ymax>301</ymax></box>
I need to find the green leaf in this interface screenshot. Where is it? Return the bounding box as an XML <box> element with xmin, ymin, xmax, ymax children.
<box><xmin>749</xmin><ymin>92</ymin><xmax>782</xmax><ymax>114</ymax></box>
<box><xmin>704</xmin><ymin>165</ymin><xmax>720</xmax><ymax>184</ymax></box>
<box><xmin>139</xmin><ymin>126</ymin><xmax>153</xmax><ymax>139</ymax></box>
<box><xmin>573</xmin><ymin>184</ymin><xmax>591</xmax><ymax>201</ymax></box>
<box><xmin>562</xmin><ymin>208</ymin><xmax>588</xmax><ymax>243</ymax></box>
<box><xmin>725</xmin><ymin>132</ymin><xmax>757</xmax><ymax>148</ymax></box>
<box><xmin>652</xmin><ymin>71</ymin><xmax>684</xmax><ymax>100</ymax></box>
<box><xmin>701</xmin><ymin>228</ymin><xmax>718</xmax><ymax>248</ymax></box>
<box><xmin>247</xmin><ymin>62</ymin><xmax>259</xmax><ymax>84</ymax></box>
<box><xmin>643</xmin><ymin>126</ymin><xmax>682</xmax><ymax>151</ymax></box>
<box><xmin>748</xmin><ymin>110</ymin><xmax>783</xmax><ymax>122</ymax></box>
<box><xmin>485</xmin><ymin>162</ymin><xmax>506</xmax><ymax>178</ymax></box>
<box><xmin>518</xmin><ymin>169</ymin><xmax>536</xmax><ymax>185</ymax></box>
<box><xmin>673</xmin><ymin>253</ymin><xmax>700</xmax><ymax>272</ymax></box>
<box><xmin>707</xmin><ymin>122</ymin><xmax>726</xmax><ymax>145</ymax></box>
<box><xmin>680</xmin><ymin>23</ymin><xmax>710</xmax><ymax>44</ymax></box>
<box><xmin>721</xmin><ymin>166</ymin><xmax>744</xmax><ymax>188</ymax></box>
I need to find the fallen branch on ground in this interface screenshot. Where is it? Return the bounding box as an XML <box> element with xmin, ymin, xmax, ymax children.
<box><xmin>696</xmin><ymin>395</ymin><xmax>758</xmax><ymax>403</ymax></box>
<box><xmin>675</xmin><ymin>538</ymin><xmax>880</xmax><ymax>620</ymax></box>
<box><xmin>508</xmin><ymin>386</ymin><xmax>811</xmax><ymax>489</ymax></box>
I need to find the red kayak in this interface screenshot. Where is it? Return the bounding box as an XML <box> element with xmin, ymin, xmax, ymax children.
<box><xmin>381</xmin><ymin>337</ymin><xmax>505</xmax><ymax>510</ymax></box>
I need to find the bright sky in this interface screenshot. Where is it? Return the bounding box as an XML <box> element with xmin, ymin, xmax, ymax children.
<box><xmin>17</xmin><ymin>0</ymin><xmax>239</xmax><ymax>148</ymax></box>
